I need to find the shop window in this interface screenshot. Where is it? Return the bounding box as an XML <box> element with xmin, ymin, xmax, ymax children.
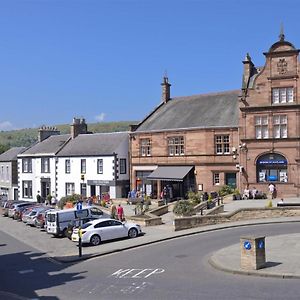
<box><xmin>255</xmin><ymin>116</ymin><xmax>269</xmax><ymax>139</ymax></box>
<box><xmin>168</xmin><ymin>136</ymin><xmax>185</xmax><ymax>156</ymax></box>
<box><xmin>273</xmin><ymin>115</ymin><xmax>287</xmax><ymax>138</ymax></box>
<box><xmin>256</xmin><ymin>153</ymin><xmax>287</xmax><ymax>183</ymax></box>
<box><xmin>140</xmin><ymin>139</ymin><xmax>151</xmax><ymax>157</ymax></box>
<box><xmin>215</xmin><ymin>135</ymin><xmax>230</xmax><ymax>154</ymax></box>
<box><xmin>272</xmin><ymin>87</ymin><xmax>294</xmax><ymax>104</ymax></box>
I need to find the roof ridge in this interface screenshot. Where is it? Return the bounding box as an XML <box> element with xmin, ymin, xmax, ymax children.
<box><xmin>171</xmin><ymin>89</ymin><xmax>240</xmax><ymax>101</ymax></box>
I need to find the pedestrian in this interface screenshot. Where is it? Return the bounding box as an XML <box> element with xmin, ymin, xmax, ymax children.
<box><xmin>162</xmin><ymin>186</ymin><xmax>169</xmax><ymax>205</ymax></box>
<box><xmin>117</xmin><ymin>204</ymin><xmax>125</xmax><ymax>221</ymax></box>
<box><xmin>87</xmin><ymin>197</ymin><xmax>93</xmax><ymax>206</ymax></box>
<box><xmin>268</xmin><ymin>183</ymin><xmax>276</xmax><ymax>199</ymax></box>
<box><xmin>111</xmin><ymin>203</ymin><xmax>117</xmax><ymax>219</ymax></box>
<box><xmin>36</xmin><ymin>191</ymin><xmax>41</xmax><ymax>204</ymax></box>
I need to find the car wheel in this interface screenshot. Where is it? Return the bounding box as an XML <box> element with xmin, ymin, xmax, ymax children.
<box><xmin>128</xmin><ymin>228</ymin><xmax>138</xmax><ymax>238</ymax></box>
<box><xmin>90</xmin><ymin>234</ymin><xmax>101</xmax><ymax>246</ymax></box>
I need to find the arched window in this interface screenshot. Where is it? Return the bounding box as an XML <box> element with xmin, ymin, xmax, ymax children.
<box><xmin>256</xmin><ymin>153</ymin><xmax>288</xmax><ymax>183</ymax></box>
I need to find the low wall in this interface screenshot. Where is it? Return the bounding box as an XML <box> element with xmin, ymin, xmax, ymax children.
<box><xmin>149</xmin><ymin>205</ymin><xmax>168</xmax><ymax>216</ymax></box>
<box><xmin>206</xmin><ymin>204</ymin><xmax>224</xmax><ymax>215</ymax></box>
<box><xmin>174</xmin><ymin>207</ymin><xmax>300</xmax><ymax>231</ymax></box>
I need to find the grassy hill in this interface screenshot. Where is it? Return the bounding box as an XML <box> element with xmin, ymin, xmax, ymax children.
<box><xmin>0</xmin><ymin>121</ymin><xmax>138</xmax><ymax>153</ymax></box>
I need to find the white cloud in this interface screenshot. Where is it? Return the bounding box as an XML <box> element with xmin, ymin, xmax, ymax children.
<box><xmin>95</xmin><ymin>113</ymin><xmax>106</xmax><ymax>122</ymax></box>
<box><xmin>0</xmin><ymin>121</ymin><xmax>15</xmax><ymax>131</ymax></box>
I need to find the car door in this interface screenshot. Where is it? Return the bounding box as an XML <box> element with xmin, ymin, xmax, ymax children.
<box><xmin>94</xmin><ymin>220</ymin><xmax>116</xmax><ymax>241</ymax></box>
<box><xmin>110</xmin><ymin>220</ymin><xmax>127</xmax><ymax>239</ymax></box>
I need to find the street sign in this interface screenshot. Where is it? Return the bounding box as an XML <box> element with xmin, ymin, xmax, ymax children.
<box><xmin>243</xmin><ymin>241</ymin><xmax>251</xmax><ymax>250</ymax></box>
<box><xmin>76</xmin><ymin>202</ymin><xmax>82</xmax><ymax>210</ymax></box>
<box><xmin>258</xmin><ymin>240</ymin><xmax>265</xmax><ymax>249</ymax></box>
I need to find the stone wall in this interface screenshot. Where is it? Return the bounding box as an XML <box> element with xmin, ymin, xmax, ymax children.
<box><xmin>174</xmin><ymin>207</ymin><xmax>300</xmax><ymax>231</ymax></box>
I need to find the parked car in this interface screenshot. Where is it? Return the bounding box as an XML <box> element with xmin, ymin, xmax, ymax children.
<box><xmin>46</xmin><ymin>206</ymin><xmax>109</xmax><ymax>237</ymax></box>
<box><xmin>35</xmin><ymin>208</ymin><xmax>54</xmax><ymax>229</ymax></box>
<box><xmin>65</xmin><ymin>217</ymin><xmax>98</xmax><ymax>240</ymax></box>
<box><xmin>71</xmin><ymin>218</ymin><xmax>142</xmax><ymax>246</ymax></box>
<box><xmin>2</xmin><ymin>200</ymin><xmax>23</xmax><ymax>217</ymax></box>
<box><xmin>14</xmin><ymin>203</ymin><xmax>38</xmax><ymax>221</ymax></box>
<box><xmin>8</xmin><ymin>202</ymin><xmax>35</xmax><ymax>219</ymax></box>
<box><xmin>22</xmin><ymin>206</ymin><xmax>49</xmax><ymax>226</ymax></box>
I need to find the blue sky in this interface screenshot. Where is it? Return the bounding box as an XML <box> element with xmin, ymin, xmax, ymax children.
<box><xmin>0</xmin><ymin>0</ymin><xmax>300</xmax><ymax>130</ymax></box>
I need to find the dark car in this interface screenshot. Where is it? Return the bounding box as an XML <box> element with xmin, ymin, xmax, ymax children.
<box><xmin>35</xmin><ymin>208</ymin><xmax>54</xmax><ymax>229</ymax></box>
<box><xmin>65</xmin><ymin>217</ymin><xmax>98</xmax><ymax>239</ymax></box>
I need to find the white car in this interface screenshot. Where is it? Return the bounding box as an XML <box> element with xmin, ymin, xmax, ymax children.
<box><xmin>71</xmin><ymin>218</ymin><xmax>142</xmax><ymax>246</ymax></box>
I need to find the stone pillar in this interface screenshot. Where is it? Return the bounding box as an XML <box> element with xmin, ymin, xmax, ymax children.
<box><xmin>240</xmin><ymin>236</ymin><xmax>266</xmax><ymax>270</ymax></box>
<box><xmin>157</xmin><ymin>180</ymin><xmax>161</xmax><ymax>200</ymax></box>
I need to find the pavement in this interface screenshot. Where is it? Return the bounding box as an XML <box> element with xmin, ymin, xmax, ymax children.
<box><xmin>3</xmin><ymin>196</ymin><xmax>300</xmax><ymax>282</ymax></box>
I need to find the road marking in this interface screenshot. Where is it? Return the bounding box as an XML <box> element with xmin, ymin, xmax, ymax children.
<box><xmin>110</xmin><ymin>268</ymin><xmax>165</xmax><ymax>278</ymax></box>
<box><xmin>18</xmin><ymin>269</ymin><xmax>34</xmax><ymax>274</ymax></box>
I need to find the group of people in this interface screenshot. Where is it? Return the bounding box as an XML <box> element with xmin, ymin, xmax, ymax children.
<box><xmin>110</xmin><ymin>203</ymin><xmax>125</xmax><ymax>221</ymax></box>
<box><xmin>242</xmin><ymin>183</ymin><xmax>277</xmax><ymax>200</ymax></box>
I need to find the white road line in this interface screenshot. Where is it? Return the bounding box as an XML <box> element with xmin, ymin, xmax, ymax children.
<box><xmin>18</xmin><ymin>269</ymin><xmax>34</xmax><ymax>274</ymax></box>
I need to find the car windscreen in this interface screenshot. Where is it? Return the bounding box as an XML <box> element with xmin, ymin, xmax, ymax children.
<box><xmin>47</xmin><ymin>213</ymin><xmax>56</xmax><ymax>223</ymax></box>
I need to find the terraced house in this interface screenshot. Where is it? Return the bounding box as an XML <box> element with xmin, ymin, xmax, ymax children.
<box><xmin>129</xmin><ymin>31</ymin><xmax>300</xmax><ymax>199</ymax></box>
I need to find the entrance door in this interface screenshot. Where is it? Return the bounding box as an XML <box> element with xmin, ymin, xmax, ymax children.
<box><xmin>225</xmin><ymin>173</ymin><xmax>236</xmax><ymax>188</ymax></box>
<box><xmin>41</xmin><ymin>180</ymin><xmax>51</xmax><ymax>200</ymax></box>
<box><xmin>90</xmin><ymin>185</ymin><xmax>96</xmax><ymax>197</ymax></box>
<box><xmin>14</xmin><ymin>188</ymin><xmax>18</xmax><ymax>200</ymax></box>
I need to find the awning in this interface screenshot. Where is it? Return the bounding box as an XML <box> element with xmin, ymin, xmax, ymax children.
<box><xmin>147</xmin><ymin>166</ymin><xmax>194</xmax><ymax>182</ymax></box>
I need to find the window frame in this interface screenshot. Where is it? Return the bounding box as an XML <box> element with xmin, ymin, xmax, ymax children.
<box><xmin>168</xmin><ymin>136</ymin><xmax>185</xmax><ymax>156</ymax></box>
<box><xmin>65</xmin><ymin>159</ymin><xmax>71</xmax><ymax>174</ymax></box>
<box><xmin>140</xmin><ymin>138</ymin><xmax>151</xmax><ymax>157</ymax></box>
<box><xmin>120</xmin><ymin>158</ymin><xmax>126</xmax><ymax>174</ymax></box>
<box><xmin>81</xmin><ymin>159</ymin><xmax>86</xmax><ymax>174</ymax></box>
<box><xmin>255</xmin><ymin>116</ymin><xmax>269</xmax><ymax>139</ymax></box>
<box><xmin>273</xmin><ymin>115</ymin><xmax>287</xmax><ymax>138</ymax></box>
<box><xmin>65</xmin><ymin>182</ymin><xmax>75</xmax><ymax>196</ymax></box>
<box><xmin>213</xmin><ymin>173</ymin><xmax>220</xmax><ymax>185</ymax></box>
<box><xmin>22</xmin><ymin>180</ymin><xmax>33</xmax><ymax>198</ymax></box>
<box><xmin>215</xmin><ymin>135</ymin><xmax>230</xmax><ymax>155</ymax></box>
<box><xmin>22</xmin><ymin>158</ymin><xmax>32</xmax><ymax>173</ymax></box>
<box><xmin>272</xmin><ymin>87</ymin><xmax>294</xmax><ymax>104</ymax></box>
<box><xmin>41</xmin><ymin>157</ymin><xmax>50</xmax><ymax>173</ymax></box>
<box><xmin>97</xmin><ymin>159</ymin><xmax>103</xmax><ymax>174</ymax></box>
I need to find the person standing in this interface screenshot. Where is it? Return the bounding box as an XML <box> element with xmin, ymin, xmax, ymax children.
<box><xmin>269</xmin><ymin>183</ymin><xmax>276</xmax><ymax>199</ymax></box>
<box><xmin>117</xmin><ymin>204</ymin><xmax>124</xmax><ymax>221</ymax></box>
<box><xmin>110</xmin><ymin>203</ymin><xmax>117</xmax><ymax>219</ymax></box>
<box><xmin>36</xmin><ymin>191</ymin><xmax>41</xmax><ymax>204</ymax></box>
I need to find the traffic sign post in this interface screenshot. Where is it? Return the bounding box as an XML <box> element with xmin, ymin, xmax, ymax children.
<box><xmin>240</xmin><ymin>236</ymin><xmax>266</xmax><ymax>270</ymax></box>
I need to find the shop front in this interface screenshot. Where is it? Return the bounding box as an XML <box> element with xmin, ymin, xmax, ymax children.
<box><xmin>147</xmin><ymin>165</ymin><xmax>195</xmax><ymax>200</ymax></box>
<box><xmin>256</xmin><ymin>153</ymin><xmax>288</xmax><ymax>183</ymax></box>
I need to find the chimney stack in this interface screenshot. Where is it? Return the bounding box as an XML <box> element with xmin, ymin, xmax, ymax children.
<box><xmin>71</xmin><ymin>117</ymin><xmax>87</xmax><ymax>139</ymax></box>
<box><xmin>38</xmin><ymin>126</ymin><xmax>60</xmax><ymax>142</ymax></box>
<box><xmin>161</xmin><ymin>76</ymin><xmax>171</xmax><ymax>103</ymax></box>
<box><xmin>242</xmin><ymin>53</ymin><xmax>255</xmax><ymax>89</ymax></box>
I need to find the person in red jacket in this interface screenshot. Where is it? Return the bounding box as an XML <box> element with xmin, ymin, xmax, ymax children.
<box><xmin>117</xmin><ymin>204</ymin><xmax>124</xmax><ymax>221</ymax></box>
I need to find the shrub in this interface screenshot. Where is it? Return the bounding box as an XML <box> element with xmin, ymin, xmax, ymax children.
<box><xmin>187</xmin><ymin>191</ymin><xmax>202</xmax><ymax>205</ymax></box>
<box><xmin>218</xmin><ymin>185</ymin><xmax>235</xmax><ymax>196</ymax></box>
<box><xmin>58</xmin><ymin>194</ymin><xmax>81</xmax><ymax>209</ymax></box>
<box><xmin>173</xmin><ymin>200</ymin><xmax>195</xmax><ymax>216</ymax></box>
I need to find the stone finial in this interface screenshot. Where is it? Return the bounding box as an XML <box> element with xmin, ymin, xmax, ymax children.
<box><xmin>244</xmin><ymin>53</ymin><xmax>251</xmax><ymax>62</ymax></box>
<box><xmin>279</xmin><ymin>23</ymin><xmax>285</xmax><ymax>41</ymax></box>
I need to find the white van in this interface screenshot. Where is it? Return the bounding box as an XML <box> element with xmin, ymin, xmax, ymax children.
<box><xmin>46</xmin><ymin>206</ymin><xmax>109</xmax><ymax>237</ymax></box>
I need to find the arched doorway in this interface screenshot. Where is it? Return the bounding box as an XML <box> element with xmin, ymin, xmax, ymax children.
<box><xmin>256</xmin><ymin>153</ymin><xmax>288</xmax><ymax>183</ymax></box>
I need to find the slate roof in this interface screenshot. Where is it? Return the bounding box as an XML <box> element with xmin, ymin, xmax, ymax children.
<box><xmin>0</xmin><ymin>147</ymin><xmax>26</xmax><ymax>161</ymax></box>
<box><xmin>56</xmin><ymin>132</ymin><xmax>129</xmax><ymax>157</ymax></box>
<box><xmin>134</xmin><ymin>90</ymin><xmax>240</xmax><ymax>132</ymax></box>
<box><xmin>19</xmin><ymin>134</ymin><xmax>70</xmax><ymax>156</ymax></box>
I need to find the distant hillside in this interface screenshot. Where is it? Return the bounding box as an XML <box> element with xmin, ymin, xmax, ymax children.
<box><xmin>0</xmin><ymin>121</ymin><xmax>138</xmax><ymax>153</ymax></box>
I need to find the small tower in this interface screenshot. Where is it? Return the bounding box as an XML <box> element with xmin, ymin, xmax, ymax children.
<box><xmin>161</xmin><ymin>75</ymin><xmax>171</xmax><ymax>103</ymax></box>
<box><xmin>242</xmin><ymin>53</ymin><xmax>255</xmax><ymax>89</ymax></box>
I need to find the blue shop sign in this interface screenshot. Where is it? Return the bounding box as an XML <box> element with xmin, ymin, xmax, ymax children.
<box><xmin>258</xmin><ymin>160</ymin><xmax>287</xmax><ymax>165</ymax></box>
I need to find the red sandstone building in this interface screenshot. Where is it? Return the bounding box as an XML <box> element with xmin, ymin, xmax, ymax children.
<box><xmin>129</xmin><ymin>32</ymin><xmax>300</xmax><ymax>199</ymax></box>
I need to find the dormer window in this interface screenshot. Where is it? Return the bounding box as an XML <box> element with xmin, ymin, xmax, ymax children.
<box><xmin>272</xmin><ymin>87</ymin><xmax>293</xmax><ymax>104</ymax></box>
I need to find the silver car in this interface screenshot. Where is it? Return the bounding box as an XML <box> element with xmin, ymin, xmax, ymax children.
<box><xmin>24</xmin><ymin>207</ymin><xmax>49</xmax><ymax>226</ymax></box>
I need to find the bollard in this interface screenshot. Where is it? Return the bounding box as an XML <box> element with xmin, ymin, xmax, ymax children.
<box><xmin>78</xmin><ymin>227</ymin><xmax>82</xmax><ymax>257</ymax></box>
